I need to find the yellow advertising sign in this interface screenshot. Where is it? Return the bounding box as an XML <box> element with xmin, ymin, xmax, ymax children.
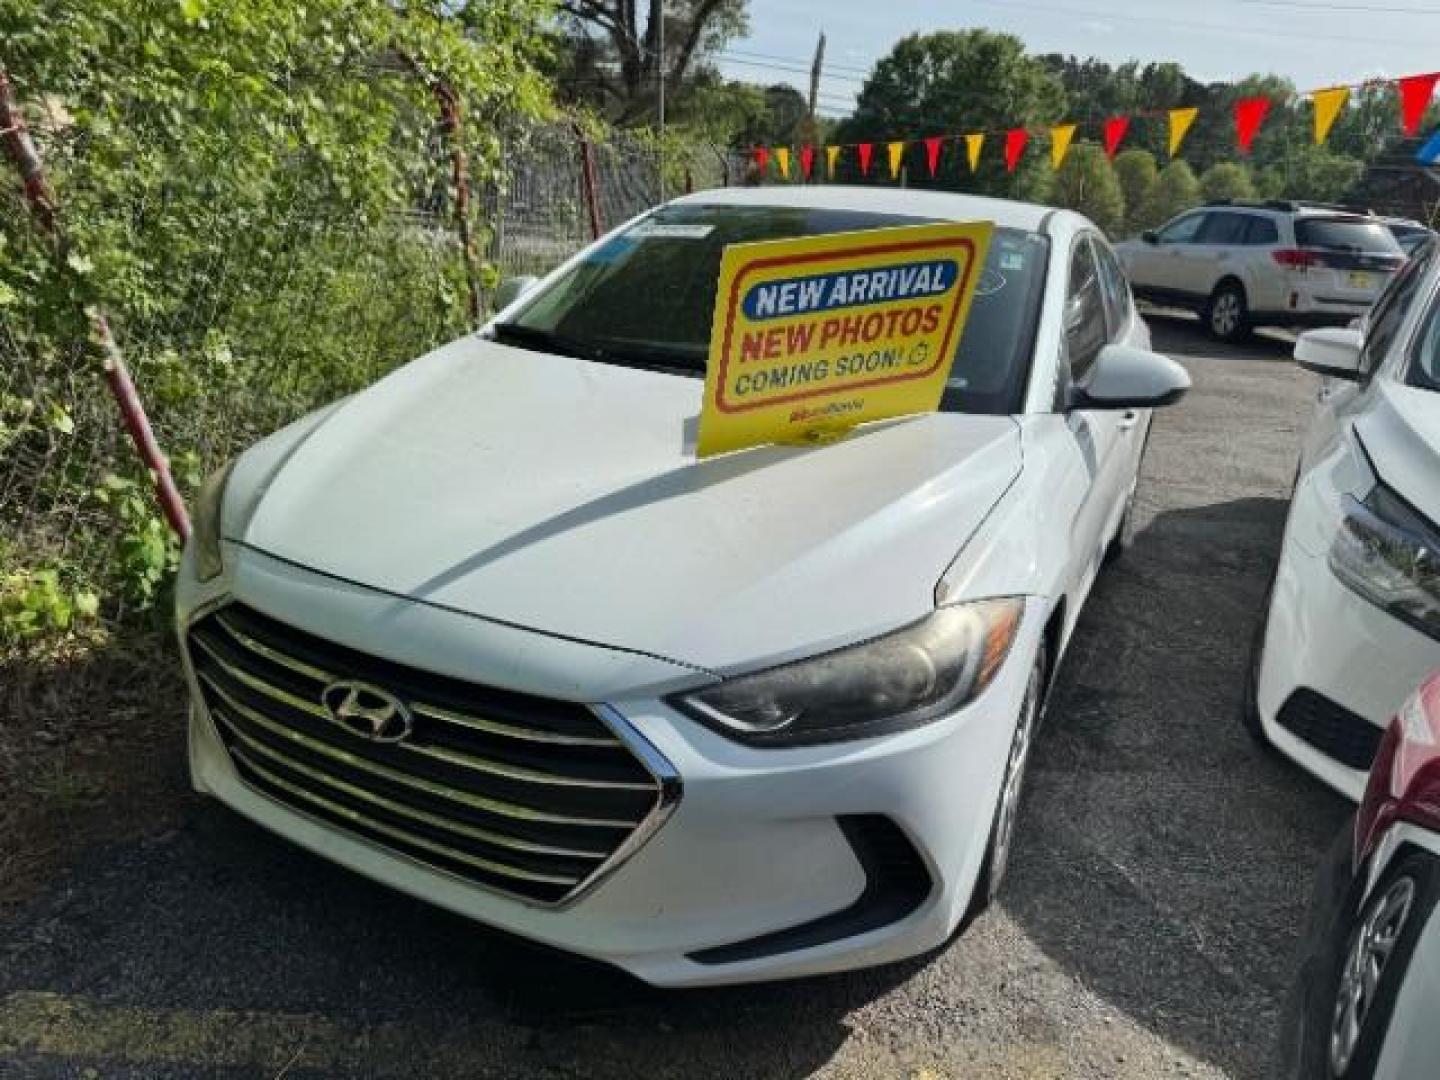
<box><xmin>696</xmin><ymin>221</ymin><xmax>994</xmax><ymax>458</ymax></box>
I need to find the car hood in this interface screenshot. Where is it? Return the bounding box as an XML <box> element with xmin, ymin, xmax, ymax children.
<box><xmin>1357</xmin><ymin>380</ymin><xmax>1440</xmax><ymax>525</ymax></box>
<box><xmin>239</xmin><ymin>337</ymin><xmax>1022</xmax><ymax>674</ymax></box>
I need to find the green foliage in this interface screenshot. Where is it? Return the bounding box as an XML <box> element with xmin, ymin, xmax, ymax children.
<box><xmin>1047</xmin><ymin>144</ymin><xmax>1125</xmax><ymax>236</ymax></box>
<box><xmin>1144</xmin><ymin>161</ymin><xmax>1203</xmax><ymax>228</ymax></box>
<box><xmin>0</xmin><ymin>0</ymin><xmax>553</xmax><ymax>630</ymax></box>
<box><xmin>0</xmin><ymin>564</ymin><xmax>99</xmax><ymax>643</ymax></box>
<box><xmin>1113</xmin><ymin>149</ymin><xmax>1160</xmax><ymax>235</ymax></box>
<box><xmin>1200</xmin><ymin>163</ymin><xmax>1256</xmax><ymax>203</ymax></box>
<box><xmin>1261</xmin><ymin>145</ymin><xmax>1366</xmax><ymax>203</ymax></box>
<box><xmin>835</xmin><ymin>30</ymin><xmax>1065</xmax><ymax>199</ymax></box>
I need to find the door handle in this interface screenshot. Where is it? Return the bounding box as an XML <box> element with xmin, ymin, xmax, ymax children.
<box><xmin>1117</xmin><ymin>410</ymin><xmax>1141</xmax><ymax>431</ymax></box>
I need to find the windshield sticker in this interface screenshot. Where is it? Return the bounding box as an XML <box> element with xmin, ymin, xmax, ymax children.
<box><xmin>629</xmin><ymin>222</ymin><xmax>716</xmax><ymax>240</ymax></box>
<box><xmin>696</xmin><ymin>220</ymin><xmax>995</xmax><ymax>458</ymax></box>
<box><xmin>586</xmin><ymin>235</ymin><xmax>638</xmax><ymax>265</ymax></box>
<box><xmin>999</xmin><ymin>251</ymin><xmax>1026</xmax><ymax>271</ymax></box>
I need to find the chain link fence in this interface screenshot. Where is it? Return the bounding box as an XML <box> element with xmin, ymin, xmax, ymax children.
<box><xmin>0</xmin><ymin>84</ymin><xmax>736</xmax><ymax>640</ymax></box>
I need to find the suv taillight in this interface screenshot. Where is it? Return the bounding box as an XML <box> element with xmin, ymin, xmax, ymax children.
<box><xmin>1356</xmin><ymin>674</ymin><xmax>1440</xmax><ymax>866</ymax></box>
<box><xmin>1272</xmin><ymin>248</ymin><xmax>1323</xmax><ymax>270</ymax></box>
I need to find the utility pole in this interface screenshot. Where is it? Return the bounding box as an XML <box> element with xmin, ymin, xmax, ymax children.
<box><xmin>655</xmin><ymin>0</ymin><xmax>666</xmax><ymax>199</ymax></box>
<box><xmin>806</xmin><ymin>29</ymin><xmax>826</xmax><ymax>180</ymax></box>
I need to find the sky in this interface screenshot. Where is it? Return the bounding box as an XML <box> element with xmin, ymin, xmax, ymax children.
<box><xmin>713</xmin><ymin>0</ymin><xmax>1440</xmax><ymax>118</ymax></box>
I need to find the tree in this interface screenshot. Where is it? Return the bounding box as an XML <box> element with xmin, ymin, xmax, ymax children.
<box><xmin>1200</xmin><ymin>163</ymin><xmax>1255</xmax><ymax>203</ymax></box>
<box><xmin>555</xmin><ymin>0</ymin><xmax>748</xmax><ymax>123</ymax></box>
<box><xmin>1113</xmin><ymin>149</ymin><xmax>1159</xmax><ymax>235</ymax></box>
<box><xmin>1048</xmin><ymin>144</ymin><xmax>1125</xmax><ymax>236</ymax></box>
<box><xmin>1263</xmin><ymin>145</ymin><xmax>1365</xmax><ymax>202</ymax></box>
<box><xmin>836</xmin><ymin>30</ymin><xmax>1065</xmax><ymax>198</ymax></box>
<box><xmin>1144</xmin><ymin>161</ymin><xmax>1202</xmax><ymax>226</ymax></box>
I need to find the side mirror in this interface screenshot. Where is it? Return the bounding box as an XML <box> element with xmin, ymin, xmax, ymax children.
<box><xmin>1073</xmin><ymin>344</ymin><xmax>1191</xmax><ymax>410</ymax></box>
<box><xmin>1142</xmin><ymin>230</ymin><xmax>1159</xmax><ymax>245</ymax></box>
<box><xmin>494</xmin><ymin>275</ymin><xmax>540</xmax><ymax>312</ymax></box>
<box><xmin>1295</xmin><ymin>327</ymin><xmax>1364</xmax><ymax>381</ymax></box>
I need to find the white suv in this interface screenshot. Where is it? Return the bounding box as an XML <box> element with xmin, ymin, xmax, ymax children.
<box><xmin>1114</xmin><ymin>201</ymin><xmax>1407</xmax><ymax>342</ymax></box>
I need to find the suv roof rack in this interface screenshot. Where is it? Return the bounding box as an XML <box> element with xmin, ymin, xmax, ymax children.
<box><xmin>1202</xmin><ymin>198</ymin><xmax>1378</xmax><ymax>216</ymax></box>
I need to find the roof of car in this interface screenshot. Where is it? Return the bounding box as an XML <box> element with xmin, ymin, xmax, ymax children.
<box><xmin>667</xmin><ymin>184</ymin><xmax>1059</xmax><ymax>232</ymax></box>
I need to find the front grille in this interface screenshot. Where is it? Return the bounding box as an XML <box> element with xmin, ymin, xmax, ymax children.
<box><xmin>1275</xmin><ymin>688</ymin><xmax>1384</xmax><ymax>772</ymax></box>
<box><xmin>186</xmin><ymin>603</ymin><xmax>673</xmax><ymax>905</ymax></box>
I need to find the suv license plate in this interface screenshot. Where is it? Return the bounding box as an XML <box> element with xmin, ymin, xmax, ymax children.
<box><xmin>1348</xmin><ymin>271</ymin><xmax>1373</xmax><ymax>289</ymax></box>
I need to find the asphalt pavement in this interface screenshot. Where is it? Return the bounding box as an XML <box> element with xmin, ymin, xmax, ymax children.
<box><xmin>0</xmin><ymin>313</ymin><xmax>1352</xmax><ymax>1079</ymax></box>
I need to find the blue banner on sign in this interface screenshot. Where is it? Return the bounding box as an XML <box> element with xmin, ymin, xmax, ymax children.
<box><xmin>741</xmin><ymin>259</ymin><xmax>959</xmax><ymax>322</ymax></box>
<box><xmin>1418</xmin><ymin>128</ymin><xmax>1440</xmax><ymax>165</ymax></box>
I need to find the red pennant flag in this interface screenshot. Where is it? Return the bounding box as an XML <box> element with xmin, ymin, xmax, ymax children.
<box><xmin>800</xmin><ymin>144</ymin><xmax>814</xmax><ymax>180</ymax></box>
<box><xmin>924</xmin><ymin>136</ymin><xmax>943</xmax><ymax>177</ymax></box>
<box><xmin>1004</xmin><ymin>128</ymin><xmax>1029</xmax><ymax>174</ymax></box>
<box><xmin>1103</xmin><ymin>116</ymin><xmax>1130</xmax><ymax>159</ymax></box>
<box><xmin>1399</xmin><ymin>72</ymin><xmax>1440</xmax><ymax>136</ymax></box>
<box><xmin>857</xmin><ymin>142</ymin><xmax>874</xmax><ymax>176</ymax></box>
<box><xmin>753</xmin><ymin>145</ymin><xmax>769</xmax><ymax>176</ymax></box>
<box><xmin>1234</xmin><ymin>97</ymin><xmax>1271</xmax><ymax>154</ymax></box>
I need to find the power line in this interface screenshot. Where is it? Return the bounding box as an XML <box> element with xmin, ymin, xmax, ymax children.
<box><xmin>713</xmin><ymin>53</ymin><xmax>869</xmax><ymax>85</ymax></box>
<box><xmin>1225</xmin><ymin>0</ymin><xmax>1440</xmax><ymax>12</ymax></box>
<box><xmin>967</xmin><ymin>0</ymin><xmax>1440</xmax><ymax>45</ymax></box>
<box><xmin>721</xmin><ymin>47</ymin><xmax>873</xmax><ymax>77</ymax></box>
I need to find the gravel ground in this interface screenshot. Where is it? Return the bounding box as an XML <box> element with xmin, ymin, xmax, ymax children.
<box><xmin>0</xmin><ymin>314</ymin><xmax>1352</xmax><ymax>1079</ymax></box>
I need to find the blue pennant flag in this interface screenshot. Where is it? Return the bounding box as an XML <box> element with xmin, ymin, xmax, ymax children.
<box><xmin>1418</xmin><ymin>128</ymin><xmax>1440</xmax><ymax>165</ymax></box>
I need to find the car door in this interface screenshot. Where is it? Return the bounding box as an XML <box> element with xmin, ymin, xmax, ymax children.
<box><xmin>1092</xmin><ymin>235</ymin><xmax>1151</xmax><ymax>501</ymax></box>
<box><xmin>1127</xmin><ymin>210</ymin><xmax>1208</xmax><ymax>300</ymax></box>
<box><xmin>1062</xmin><ymin>237</ymin><xmax>1128</xmax><ymax>603</ymax></box>
<box><xmin>1187</xmin><ymin>210</ymin><xmax>1251</xmax><ymax>298</ymax></box>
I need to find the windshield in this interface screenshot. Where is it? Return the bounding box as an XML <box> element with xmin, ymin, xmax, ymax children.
<box><xmin>495</xmin><ymin>204</ymin><xmax>1049</xmax><ymax>415</ymax></box>
<box><xmin>1295</xmin><ymin>216</ymin><xmax>1403</xmax><ymax>254</ymax></box>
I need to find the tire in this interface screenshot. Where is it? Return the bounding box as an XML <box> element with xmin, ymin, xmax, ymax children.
<box><xmin>1242</xmin><ymin>576</ymin><xmax>1279</xmax><ymax>750</ymax></box>
<box><xmin>967</xmin><ymin>642</ymin><xmax>1048</xmax><ymax>919</ymax></box>
<box><xmin>1204</xmin><ymin>281</ymin><xmax>1251</xmax><ymax>343</ymax></box>
<box><xmin>1296</xmin><ymin>850</ymin><xmax>1440</xmax><ymax>1079</ymax></box>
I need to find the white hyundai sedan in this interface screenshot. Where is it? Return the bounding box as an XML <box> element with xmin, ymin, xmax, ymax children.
<box><xmin>176</xmin><ymin>187</ymin><xmax>1188</xmax><ymax>986</ymax></box>
<box><xmin>1247</xmin><ymin>237</ymin><xmax>1440</xmax><ymax>799</ymax></box>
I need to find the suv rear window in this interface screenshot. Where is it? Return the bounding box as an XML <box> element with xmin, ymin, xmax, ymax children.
<box><xmin>1295</xmin><ymin>217</ymin><xmax>1403</xmax><ymax>254</ymax></box>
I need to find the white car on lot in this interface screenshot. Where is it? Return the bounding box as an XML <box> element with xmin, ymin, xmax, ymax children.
<box><xmin>176</xmin><ymin>187</ymin><xmax>1188</xmax><ymax>986</ymax></box>
<box><xmin>1287</xmin><ymin>673</ymin><xmax>1440</xmax><ymax>1080</ymax></box>
<box><xmin>1114</xmin><ymin>201</ymin><xmax>1407</xmax><ymax>342</ymax></box>
<box><xmin>1247</xmin><ymin>237</ymin><xmax>1440</xmax><ymax>799</ymax></box>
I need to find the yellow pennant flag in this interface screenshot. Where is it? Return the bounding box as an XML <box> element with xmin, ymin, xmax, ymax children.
<box><xmin>964</xmin><ymin>132</ymin><xmax>984</xmax><ymax>173</ymax></box>
<box><xmin>826</xmin><ymin>144</ymin><xmax>841</xmax><ymax>179</ymax></box>
<box><xmin>1050</xmin><ymin>123</ymin><xmax>1077</xmax><ymax>170</ymax></box>
<box><xmin>774</xmin><ymin>146</ymin><xmax>791</xmax><ymax>180</ymax></box>
<box><xmin>887</xmin><ymin>141</ymin><xmax>905</xmax><ymax>179</ymax></box>
<box><xmin>1167</xmin><ymin>107</ymin><xmax>1198</xmax><ymax>158</ymax></box>
<box><xmin>1312</xmin><ymin>86</ymin><xmax>1349</xmax><ymax>146</ymax></box>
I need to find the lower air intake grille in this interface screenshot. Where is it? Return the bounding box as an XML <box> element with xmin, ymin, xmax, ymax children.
<box><xmin>1275</xmin><ymin>688</ymin><xmax>1384</xmax><ymax>772</ymax></box>
<box><xmin>186</xmin><ymin>603</ymin><xmax>671</xmax><ymax>905</ymax></box>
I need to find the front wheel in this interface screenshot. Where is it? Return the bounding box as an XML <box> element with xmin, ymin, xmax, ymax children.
<box><xmin>1205</xmin><ymin>282</ymin><xmax>1251</xmax><ymax>343</ymax></box>
<box><xmin>971</xmin><ymin>643</ymin><xmax>1048</xmax><ymax>913</ymax></box>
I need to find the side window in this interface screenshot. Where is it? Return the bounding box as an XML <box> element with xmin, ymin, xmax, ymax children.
<box><xmin>1092</xmin><ymin>238</ymin><xmax>1131</xmax><ymax>338</ymax></box>
<box><xmin>1245</xmin><ymin>217</ymin><xmax>1279</xmax><ymax>245</ymax></box>
<box><xmin>1361</xmin><ymin>245</ymin><xmax>1435</xmax><ymax>374</ymax></box>
<box><xmin>1158</xmin><ymin>213</ymin><xmax>1206</xmax><ymax>244</ymax></box>
<box><xmin>1065</xmin><ymin>240</ymin><xmax>1109</xmax><ymax>381</ymax></box>
<box><xmin>1198</xmin><ymin>212</ymin><xmax>1249</xmax><ymax>245</ymax></box>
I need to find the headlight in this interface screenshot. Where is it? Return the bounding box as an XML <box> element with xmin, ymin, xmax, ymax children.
<box><xmin>191</xmin><ymin>460</ymin><xmax>235</xmax><ymax>583</ymax></box>
<box><xmin>1330</xmin><ymin>485</ymin><xmax>1440</xmax><ymax>641</ymax></box>
<box><xmin>673</xmin><ymin>598</ymin><xmax>1024</xmax><ymax>746</ymax></box>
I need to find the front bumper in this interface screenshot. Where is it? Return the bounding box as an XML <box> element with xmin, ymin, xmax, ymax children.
<box><xmin>1256</xmin><ymin>526</ymin><xmax>1440</xmax><ymax>800</ymax></box>
<box><xmin>180</xmin><ymin>546</ymin><xmax>1038</xmax><ymax>986</ymax></box>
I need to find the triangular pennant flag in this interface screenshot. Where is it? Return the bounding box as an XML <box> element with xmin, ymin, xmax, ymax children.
<box><xmin>774</xmin><ymin>146</ymin><xmax>791</xmax><ymax>180</ymax></box>
<box><xmin>1234</xmin><ymin>96</ymin><xmax>1272</xmax><ymax>154</ymax></box>
<box><xmin>887</xmin><ymin>141</ymin><xmax>905</xmax><ymax>179</ymax></box>
<box><xmin>1168</xmin><ymin>107</ymin><xmax>1198</xmax><ymax>158</ymax></box>
<box><xmin>857</xmin><ymin>142</ymin><xmax>873</xmax><ymax>176</ymax></box>
<box><xmin>825</xmin><ymin>144</ymin><xmax>841</xmax><ymax>179</ymax></box>
<box><xmin>1004</xmin><ymin>128</ymin><xmax>1029</xmax><ymax>174</ymax></box>
<box><xmin>753</xmin><ymin>145</ymin><xmax>769</xmax><ymax>177</ymax></box>
<box><xmin>1103</xmin><ymin>116</ymin><xmax>1130</xmax><ymax>159</ymax></box>
<box><xmin>964</xmin><ymin>133</ymin><xmax>984</xmax><ymax>173</ymax></box>
<box><xmin>1312</xmin><ymin>87</ymin><xmax>1349</xmax><ymax>146</ymax></box>
<box><xmin>799</xmin><ymin>144</ymin><xmax>814</xmax><ymax>180</ymax></box>
<box><xmin>1050</xmin><ymin>124</ymin><xmax>1076</xmax><ymax>170</ymax></box>
<box><xmin>1399</xmin><ymin>72</ymin><xmax>1440</xmax><ymax>136</ymax></box>
<box><xmin>924</xmin><ymin>136</ymin><xmax>943</xmax><ymax>178</ymax></box>
<box><xmin>1418</xmin><ymin>127</ymin><xmax>1440</xmax><ymax>165</ymax></box>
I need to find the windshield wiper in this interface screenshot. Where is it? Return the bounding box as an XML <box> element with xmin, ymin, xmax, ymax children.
<box><xmin>490</xmin><ymin>322</ymin><xmax>705</xmax><ymax>377</ymax></box>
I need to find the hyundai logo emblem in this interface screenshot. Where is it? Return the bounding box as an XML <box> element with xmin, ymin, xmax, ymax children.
<box><xmin>321</xmin><ymin>680</ymin><xmax>413</xmax><ymax>744</ymax></box>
